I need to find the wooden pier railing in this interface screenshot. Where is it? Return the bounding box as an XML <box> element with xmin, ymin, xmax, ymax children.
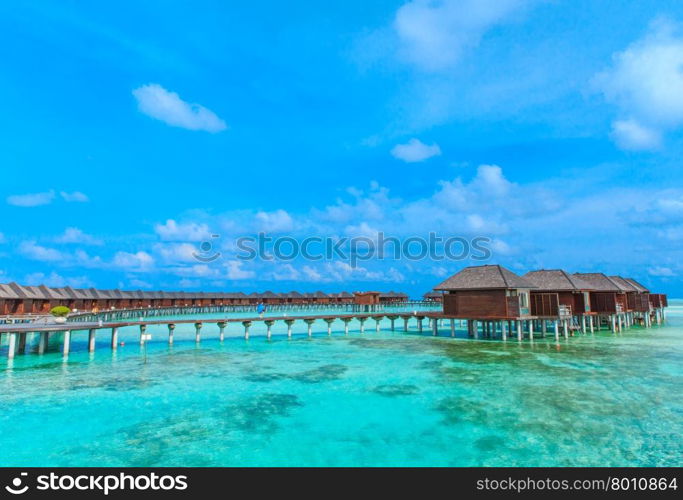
<box><xmin>0</xmin><ymin>303</ymin><xmax>667</xmax><ymax>360</ymax></box>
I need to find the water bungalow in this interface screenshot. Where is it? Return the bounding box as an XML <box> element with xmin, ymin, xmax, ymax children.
<box><xmin>431</xmin><ymin>265</ymin><xmax>538</xmax><ymax>339</ymax></box>
<box><xmin>434</xmin><ymin>265</ymin><xmax>535</xmax><ymax>319</ymax></box>
<box><xmin>380</xmin><ymin>291</ymin><xmax>409</xmax><ymax>303</ymax></box>
<box><xmin>573</xmin><ymin>273</ymin><xmax>633</xmax><ymax>330</ymax></box>
<box><xmin>0</xmin><ymin>282</ymin><xmax>407</xmax><ymax>316</ymax></box>
<box><xmin>621</xmin><ymin>278</ymin><xmax>668</xmax><ymax>325</ymax></box>
<box><xmin>0</xmin><ymin>263</ymin><xmax>671</xmax><ymax>360</ymax></box>
<box><xmin>523</xmin><ymin>269</ymin><xmax>595</xmax><ymax>333</ymax></box>
<box><xmin>423</xmin><ymin>291</ymin><xmax>443</xmax><ymax>302</ymax></box>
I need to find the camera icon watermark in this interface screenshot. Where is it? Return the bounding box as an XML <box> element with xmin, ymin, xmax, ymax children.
<box><xmin>5</xmin><ymin>472</ymin><xmax>29</xmax><ymax>495</ymax></box>
<box><xmin>192</xmin><ymin>234</ymin><xmax>221</xmax><ymax>263</ymax></box>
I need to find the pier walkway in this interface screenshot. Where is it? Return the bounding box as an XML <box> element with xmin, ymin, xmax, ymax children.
<box><xmin>0</xmin><ymin>308</ymin><xmax>666</xmax><ymax>360</ymax></box>
<box><xmin>0</xmin><ymin>311</ymin><xmax>438</xmax><ymax>359</ymax></box>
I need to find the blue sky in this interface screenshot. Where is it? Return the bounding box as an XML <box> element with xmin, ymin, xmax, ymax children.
<box><xmin>2</xmin><ymin>0</ymin><xmax>683</xmax><ymax>296</ymax></box>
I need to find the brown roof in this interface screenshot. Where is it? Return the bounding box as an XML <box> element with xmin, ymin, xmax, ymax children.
<box><xmin>434</xmin><ymin>265</ymin><xmax>536</xmax><ymax>291</ymax></box>
<box><xmin>609</xmin><ymin>276</ymin><xmax>639</xmax><ymax>292</ymax></box>
<box><xmin>623</xmin><ymin>278</ymin><xmax>649</xmax><ymax>293</ymax></box>
<box><xmin>573</xmin><ymin>273</ymin><xmax>625</xmax><ymax>292</ymax></box>
<box><xmin>523</xmin><ymin>270</ymin><xmax>593</xmax><ymax>291</ymax></box>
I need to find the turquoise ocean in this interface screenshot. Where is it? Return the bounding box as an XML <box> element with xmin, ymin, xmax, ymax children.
<box><xmin>1</xmin><ymin>302</ymin><xmax>682</xmax><ymax>467</ymax></box>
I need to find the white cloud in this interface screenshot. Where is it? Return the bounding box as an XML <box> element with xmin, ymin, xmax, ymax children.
<box><xmin>132</xmin><ymin>83</ymin><xmax>227</xmax><ymax>133</ymax></box>
<box><xmin>595</xmin><ymin>19</ymin><xmax>683</xmax><ymax>150</ymax></box>
<box><xmin>129</xmin><ymin>279</ymin><xmax>153</xmax><ymax>289</ymax></box>
<box><xmin>178</xmin><ymin>278</ymin><xmax>200</xmax><ymax>288</ymax></box>
<box><xmin>344</xmin><ymin>222</ymin><xmax>380</xmax><ymax>239</ymax></box>
<box><xmin>648</xmin><ymin>266</ymin><xmax>675</xmax><ymax>277</ymax></box>
<box><xmin>390</xmin><ymin>138</ymin><xmax>442</xmax><ymax>162</ymax></box>
<box><xmin>55</xmin><ymin>227</ymin><xmax>103</xmax><ymax>245</ymax></box>
<box><xmin>302</xmin><ymin>265</ymin><xmax>323</xmax><ymax>282</ymax></box>
<box><xmin>112</xmin><ymin>251</ymin><xmax>155</xmax><ymax>271</ymax></box>
<box><xmin>255</xmin><ymin>209</ymin><xmax>294</xmax><ymax>233</ymax></box>
<box><xmin>19</xmin><ymin>241</ymin><xmax>64</xmax><ymax>262</ymax></box>
<box><xmin>393</xmin><ymin>0</ymin><xmax>528</xmax><ymax>71</ymax></box>
<box><xmin>490</xmin><ymin>239</ymin><xmax>513</xmax><ymax>255</ymax></box>
<box><xmin>154</xmin><ymin>242</ymin><xmax>198</xmax><ymax>263</ymax></box>
<box><xmin>73</xmin><ymin>249</ymin><xmax>103</xmax><ymax>267</ymax></box>
<box><xmin>225</xmin><ymin>260</ymin><xmax>254</xmax><ymax>280</ymax></box>
<box><xmin>24</xmin><ymin>272</ymin><xmax>93</xmax><ymax>288</ymax></box>
<box><xmin>162</xmin><ymin>259</ymin><xmax>254</xmax><ymax>281</ymax></box>
<box><xmin>270</xmin><ymin>263</ymin><xmax>301</xmax><ymax>281</ymax></box>
<box><xmin>7</xmin><ymin>190</ymin><xmax>56</xmax><ymax>207</ymax></box>
<box><xmin>154</xmin><ymin>219</ymin><xmax>212</xmax><ymax>241</ymax></box>
<box><xmin>470</xmin><ymin>164</ymin><xmax>512</xmax><ymax>196</ymax></box>
<box><xmin>60</xmin><ymin>191</ymin><xmax>89</xmax><ymax>202</ymax></box>
<box><xmin>610</xmin><ymin>119</ymin><xmax>662</xmax><ymax>151</ymax></box>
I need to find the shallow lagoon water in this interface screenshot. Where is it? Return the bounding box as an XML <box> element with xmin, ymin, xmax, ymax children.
<box><xmin>1</xmin><ymin>303</ymin><xmax>682</xmax><ymax>466</ymax></box>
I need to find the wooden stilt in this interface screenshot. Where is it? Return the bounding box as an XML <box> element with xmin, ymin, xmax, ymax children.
<box><xmin>17</xmin><ymin>332</ymin><xmax>26</xmax><ymax>354</ymax></box>
<box><xmin>63</xmin><ymin>330</ymin><xmax>71</xmax><ymax>356</ymax></box>
<box><xmin>7</xmin><ymin>332</ymin><xmax>17</xmax><ymax>359</ymax></box>
<box><xmin>305</xmin><ymin>319</ymin><xmax>314</xmax><ymax>337</ymax></box>
<box><xmin>88</xmin><ymin>328</ymin><xmax>96</xmax><ymax>352</ymax></box>
<box><xmin>38</xmin><ymin>331</ymin><xmax>49</xmax><ymax>354</ymax></box>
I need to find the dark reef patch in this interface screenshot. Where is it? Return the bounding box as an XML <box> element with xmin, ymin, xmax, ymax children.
<box><xmin>242</xmin><ymin>372</ymin><xmax>288</xmax><ymax>383</ymax></box>
<box><xmin>289</xmin><ymin>364</ymin><xmax>347</xmax><ymax>383</ymax></box>
<box><xmin>219</xmin><ymin>393</ymin><xmax>303</xmax><ymax>432</ymax></box>
<box><xmin>474</xmin><ymin>435</ymin><xmax>506</xmax><ymax>452</ymax></box>
<box><xmin>371</xmin><ymin>384</ymin><xmax>420</xmax><ymax>397</ymax></box>
<box><xmin>433</xmin><ymin>396</ymin><xmax>491</xmax><ymax>424</ymax></box>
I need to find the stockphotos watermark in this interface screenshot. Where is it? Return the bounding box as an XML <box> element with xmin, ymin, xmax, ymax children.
<box><xmin>192</xmin><ymin>232</ymin><xmax>492</xmax><ymax>267</ymax></box>
<box><xmin>3</xmin><ymin>471</ymin><xmax>188</xmax><ymax>496</ymax></box>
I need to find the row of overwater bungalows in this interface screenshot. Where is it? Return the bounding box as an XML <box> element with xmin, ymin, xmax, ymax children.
<box><xmin>0</xmin><ymin>282</ymin><xmax>409</xmax><ymax>315</ymax></box>
<box><xmin>432</xmin><ymin>265</ymin><xmax>667</xmax><ymax>331</ymax></box>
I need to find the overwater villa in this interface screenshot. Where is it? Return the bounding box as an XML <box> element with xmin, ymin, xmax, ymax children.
<box><xmin>423</xmin><ymin>291</ymin><xmax>444</xmax><ymax>302</ymax></box>
<box><xmin>0</xmin><ymin>283</ymin><xmax>418</xmax><ymax>315</ymax></box>
<box><xmin>429</xmin><ymin>265</ymin><xmax>667</xmax><ymax>339</ymax></box>
<box><xmin>431</xmin><ymin>264</ymin><xmax>537</xmax><ymax>339</ymax></box>
<box><xmin>523</xmin><ymin>269</ymin><xmax>595</xmax><ymax>332</ymax></box>
<box><xmin>0</xmin><ymin>263</ymin><xmax>669</xmax><ymax>360</ymax></box>
<box><xmin>434</xmin><ymin>264</ymin><xmax>535</xmax><ymax>319</ymax></box>
<box><xmin>573</xmin><ymin>273</ymin><xmax>634</xmax><ymax>331</ymax></box>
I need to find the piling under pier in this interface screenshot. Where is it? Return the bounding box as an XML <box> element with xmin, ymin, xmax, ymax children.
<box><xmin>0</xmin><ymin>305</ymin><xmax>668</xmax><ymax>359</ymax></box>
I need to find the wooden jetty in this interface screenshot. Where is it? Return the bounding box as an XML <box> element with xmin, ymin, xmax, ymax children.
<box><xmin>0</xmin><ymin>311</ymin><xmax>437</xmax><ymax>359</ymax></box>
<box><xmin>0</xmin><ymin>264</ymin><xmax>670</xmax><ymax>360</ymax></box>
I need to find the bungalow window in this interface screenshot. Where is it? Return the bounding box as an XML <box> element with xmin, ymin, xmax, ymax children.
<box><xmin>583</xmin><ymin>292</ymin><xmax>590</xmax><ymax>311</ymax></box>
<box><xmin>519</xmin><ymin>291</ymin><xmax>528</xmax><ymax>308</ymax></box>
